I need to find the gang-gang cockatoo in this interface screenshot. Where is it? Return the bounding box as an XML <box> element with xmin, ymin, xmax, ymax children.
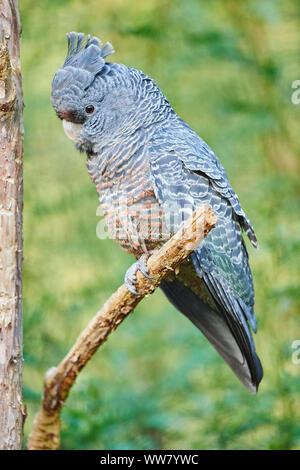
<box><xmin>51</xmin><ymin>33</ymin><xmax>263</xmax><ymax>393</ymax></box>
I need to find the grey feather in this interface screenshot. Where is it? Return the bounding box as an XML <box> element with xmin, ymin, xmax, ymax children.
<box><xmin>64</xmin><ymin>32</ymin><xmax>114</xmax><ymax>75</ymax></box>
<box><xmin>160</xmin><ymin>278</ymin><xmax>262</xmax><ymax>393</ymax></box>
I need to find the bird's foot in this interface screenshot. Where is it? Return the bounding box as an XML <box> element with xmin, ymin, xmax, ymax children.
<box><xmin>125</xmin><ymin>254</ymin><xmax>152</xmax><ymax>295</ymax></box>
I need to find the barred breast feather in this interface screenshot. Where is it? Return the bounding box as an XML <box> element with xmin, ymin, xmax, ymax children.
<box><xmin>86</xmin><ymin>127</ymin><xmax>169</xmax><ymax>257</ymax></box>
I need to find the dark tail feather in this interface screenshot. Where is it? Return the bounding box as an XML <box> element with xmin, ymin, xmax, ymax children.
<box><xmin>160</xmin><ymin>278</ymin><xmax>263</xmax><ymax>393</ymax></box>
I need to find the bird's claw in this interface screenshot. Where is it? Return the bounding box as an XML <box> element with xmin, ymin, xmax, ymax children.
<box><xmin>125</xmin><ymin>254</ymin><xmax>152</xmax><ymax>296</ymax></box>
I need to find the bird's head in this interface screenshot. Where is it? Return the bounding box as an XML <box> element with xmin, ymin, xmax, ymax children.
<box><xmin>51</xmin><ymin>32</ymin><xmax>140</xmax><ymax>155</ymax></box>
<box><xmin>52</xmin><ymin>32</ymin><xmax>171</xmax><ymax>156</ymax></box>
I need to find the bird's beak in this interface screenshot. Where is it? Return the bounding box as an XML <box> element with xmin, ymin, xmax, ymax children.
<box><xmin>62</xmin><ymin>119</ymin><xmax>82</xmax><ymax>142</ymax></box>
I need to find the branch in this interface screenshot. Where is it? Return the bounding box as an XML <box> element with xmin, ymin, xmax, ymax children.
<box><xmin>0</xmin><ymin>0</ymin><xmax>25</xmax><ymax>450</ymax></box>
<box><xmin>27</xmin><ymin>205</ymin><xmax>217</xmax><ymax>450</ymax></box>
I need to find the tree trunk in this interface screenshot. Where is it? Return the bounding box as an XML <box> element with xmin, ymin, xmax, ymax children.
<box><xmin>0</xmin><ymin>0</ymin><xmax>24</xmax><ymax>450</ymax></box>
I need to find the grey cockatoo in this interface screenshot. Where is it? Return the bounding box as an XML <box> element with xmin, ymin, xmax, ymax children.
<box><xmin>51</xmin><ymin>32</ymin><xmax>263</xmax><ymax>393</ymax></box>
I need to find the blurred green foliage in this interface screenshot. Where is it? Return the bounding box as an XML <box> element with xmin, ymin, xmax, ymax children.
<box><xmin>20</xmin><ymin>0</ymin><xmax>300</xmax><ymax>449</ymax></box>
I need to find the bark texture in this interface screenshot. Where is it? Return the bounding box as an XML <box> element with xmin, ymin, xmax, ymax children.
<box><xmin>0</xmin><ymin>0</ymin><xmax>24</xmax><ymax>450</ymax></box>
<box><xmin>27</xmin><ymin>205</ymin><xmax>217</xmax><ymax>450</ymax></box>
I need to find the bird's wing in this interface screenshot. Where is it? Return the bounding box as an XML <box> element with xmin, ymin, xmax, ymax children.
<box><xmin>148</xmin><ymin>119</ymin><xmax>263</xmax><ymax>391</ymax></box>
<box><xmin>149</xmin><ymin>118</ymin><xmax>258</xmax><ymax>248</ymax></box>
<box><xmin>160</xmin><ymin>274</ymin><xmax>262</xmax><ymax>393</ymax></box>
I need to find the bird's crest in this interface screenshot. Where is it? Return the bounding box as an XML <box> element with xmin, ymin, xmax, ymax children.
<box><xmin>63</xmin><ymin>32</ymin><xmax>115</xmax><ymax>75</ymax></box>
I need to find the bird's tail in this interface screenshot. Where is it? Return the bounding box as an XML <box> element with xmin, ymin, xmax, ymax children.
<box><xmin>160</xmin><ymin>277</ymin><xmax>263</xmax><ymax>393</ymax></box>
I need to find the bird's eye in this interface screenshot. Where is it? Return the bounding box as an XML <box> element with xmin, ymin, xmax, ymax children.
<box><xmin>85</xmin><ymin>105</ymin><xmax>95</xmax><ymax>114</ymax></box>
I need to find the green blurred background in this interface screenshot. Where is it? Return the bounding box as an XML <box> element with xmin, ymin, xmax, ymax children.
<box><xmin>20</xmin><ymin>0</ymin><xmax>300</xmax><ymax>449</ymax></box>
